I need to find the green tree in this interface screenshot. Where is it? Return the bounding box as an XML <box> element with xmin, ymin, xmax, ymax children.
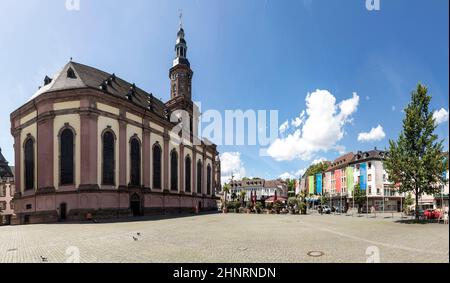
<box><xmin>384</xmin><ymin>84</ymin><xmax>446</xmax><ymax>219</ymax></box>
<box><xmin>303</xmin><ymin>162</ymin><xmax>329</xmax><ymax>178</ymax></box>
<box><xmin>353</xmin><ymin>183</ymin><xmax>366</xmax><ymax>213</ymax></box>
<box><xmin>287</xmin><ymin>179</ymin><xmax>296</xmax><ymax>191</ymax></box>
<box><xmin>288</xmin><ymin>197</ymin><xmax>299</xmax><ymax>210</ymax></box>
<box><xmin>297</xmin><ymin>191</ymin><xmax>308</xmax><ymax>214</ymax></box>
<box><xmin>319</xmin><ymin>195</ymin><xmax>329</xmax><ymax>205</ymax></box>
<box><xmin>222</xmin><ymin>183</ymin><xmax>230</xmax><ymax>210</ymax></box>
<box><xmin>239</xmin><ymin>190</ymin><xmax>246</xmax><ymax>207</ymax></box>
<box><xmin>284</xmin><ymin>179</ymin><xmax>296</xmax><ymax>197</ymax></box>
<box><xmin>403</xmin><ymin>193</ymin><xmax>414</xmax><ymax>214</ymax></box>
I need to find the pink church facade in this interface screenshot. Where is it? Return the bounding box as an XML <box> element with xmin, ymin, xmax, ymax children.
<box><xmin>10</xmin><ymin>25</ymin><xmax>220</xmax><ymax>225</ymax></box>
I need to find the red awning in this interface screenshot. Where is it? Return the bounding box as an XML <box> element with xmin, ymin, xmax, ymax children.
<box><xmin>265</xmin><ymin>196</ymin><xmax>287</xmax><ymax>203</ymax></box>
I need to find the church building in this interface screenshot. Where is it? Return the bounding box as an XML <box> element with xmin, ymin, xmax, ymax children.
<box><xmin>10</xmin><ymin>23</ymin><xmax>221</xmax><ymax>224</ymax></box>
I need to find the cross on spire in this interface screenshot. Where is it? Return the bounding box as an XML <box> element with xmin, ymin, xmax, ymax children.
<box><xmin>178</xmin><ymin>9</ymin><xmax>183</xmax><ymax>29</ymax></box>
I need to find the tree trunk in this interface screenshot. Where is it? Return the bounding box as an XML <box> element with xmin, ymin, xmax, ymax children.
<box><xmin>223</xmin><ymin>192</ymin><xmax>227</xmax><ymax>212</ymax></box>
<box><xmin>415</xmin><ymin>190</ymin><xmax>420</xmax><ymax>220</ymax></box>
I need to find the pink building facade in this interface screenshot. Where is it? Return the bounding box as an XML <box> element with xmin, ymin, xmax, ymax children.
<box><xmin>10</xmin><ymin>25</ymin><xmax>221</xmax><ymax>225</ymax></box>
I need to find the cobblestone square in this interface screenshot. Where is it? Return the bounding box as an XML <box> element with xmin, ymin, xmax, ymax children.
<box><xmin>0</xmin><ymin>213</ymin><xmax>448</xmax><ymax>263</ymax></box>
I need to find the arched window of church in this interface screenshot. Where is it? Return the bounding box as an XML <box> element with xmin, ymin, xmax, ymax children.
<box><xmin>102</xmin><ymin>130</ymin><xmax>115</xmax><ymax>185</ymax></box>
<box><xmin>170</xmin><ymin>150</ymin><xmax>178</xmax><ymax>191</ymax></box>
<box><xmin>207</xmin><ymin>164</ymin><xmax>212</xmax><ymax>195</ymax></box>
<box><xmin>60</xmin><ymin>128</ymin><xmax>74</xmax><ymax>185</ymax></box>
<box><xmin>197</xmin><ymin>160</ymin><xmax>202</xmax><ymax>194</ymax></box>
<box><xmin>130</xmin><ymin>137</ymin><xmax>141</xmax><ymax>186</ymax></box>
<box><xmin>185</xmin><ymin>156</ymin><xmax>191</xmax><ymax>193</ymax></box>
<box><xmin>153</xmin><ymin>144</ymin><xmax>162</xmax><ymax>189</ymax></box>
<box><xmin>24</xmin><ymin>138</ymin><xmax>34</xmax><ymax>190</ymax></box>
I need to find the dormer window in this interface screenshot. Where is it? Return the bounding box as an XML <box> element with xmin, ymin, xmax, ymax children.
<box><xmin>67</xmin><ymin>67</ymin><xmax>77</xmax><ymax>79</ymax></box>
<box><xmin>44</xmin><ymin>76</ymin><xmax>52</xmax><ymax>86</ymax></box>
<box><xmin>99</xmin><ymin>81</ymin><xmax>107</xmax><ymax>91</ymax></box>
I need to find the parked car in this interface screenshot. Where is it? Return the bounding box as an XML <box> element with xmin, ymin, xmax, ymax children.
<box><xmin>424</xmin><ymin>209</ymin><xmax>441</xmax><ymax>220</ymax></box>
<box><xmin>317</xmin><ymin>205</ymin><xmax>331</xmax><ymax>214</ymax></box>
<box><xmin>332</xmin><ymin>206</ymin><xmax>345</xmax><ymax>213</ymax></box>
<box><xmin>322</xmin><ymin>205</ymin><xmax>331</xmax><ymax>214</ymax></box>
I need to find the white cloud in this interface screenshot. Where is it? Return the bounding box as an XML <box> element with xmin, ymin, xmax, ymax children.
<box><xmin>311</xmin><ymin>157</ymin><xmax>327</xmax><ymax>165</ymax></box>
<box><xmin>335</xmin><ymin>145</ymin><xmax>346</xmax><ymax>155</ymax></box>
<box><xmin>366</xmin><ymin>96</ymin><xmax>370</xmax><ymax>101</ymax></box>
<box><xmin>267</xmin><ymin>90</ymin><xmax>360</xmax><ymax>161</ymax></box>
<box><xmin>291</xmin><ymin>111</ymin><xmax>305</xmax><ymax>128</ymax></box>
<box><xmin>392</xmin><ymin>105</ymin><xmax>396</xmax><ymax>111</ymax></box>
<box><xmin>279</xmin><ymin>120</ymin><xmax>289</xmax><ymax>134</ymax></box>
<box><xmin>339</xmin><ymin>92</ymin><xmax>360</xmax><ymax>116</ymax></box>
<box><xmin>279</xmin><ymin>172</ymin><xmax>295</xmax><ymax>180</ymax></box>
<box><xmin>295</xmin><ymin>168</ymin><xmax>306</xmax><ymax>178</ymax></box>
<box><xmin>357</xmin><ymin>125</ymin><xmax>386</xmax><ymax>142</ymax></box>
<box><xmin>220</xmin><ymin>152</ymin><xmax>246</xmax><ymax>184</ymax></box>
<box><xmin>433</xmin><ymin>108</ymin><xmax>449</xmax><ymax>125</ymax></box>
<box><xmin>279</xmin><ymin>168</ymin><xmax>306</xmax><ymax>180</ymax></box>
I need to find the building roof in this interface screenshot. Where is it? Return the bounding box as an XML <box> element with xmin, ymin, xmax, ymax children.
<box><xmin>351</xmin><ymin>148</ymin><xmax>386</xmax><ymax>164</ymax></box>
<box><xmin>30</xmin><ymin>61</ymin><xmax>168</xmax><ymax>119</ymax></box>
<box><xmin>263</xmin><ymin>180</ymin><xmax>285</xmax><ymax>189</ymax></box>
<box><xmin>229</xmin><ymin>178</ymin><xmax>286</xmax><ymax>189</ymax></box>
<box><xmin>327</xmin><ymin>152</ymin><xmax>355</xmax><ymax>171</ymax></box>
<box><xmin>0</xmin><ymin>148</ymin><xmax>14</xmax><ymax>178</ymax></box>
<box><xmin>230</xmin><ymin>178</ymin><xmax>265</xmax><ymax>188</ymax></box>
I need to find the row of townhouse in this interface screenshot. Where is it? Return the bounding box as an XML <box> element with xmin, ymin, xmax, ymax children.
<box><xmin>300</xmin><ymin>148</ymin><xmax>449</xmax><ymax>212</ymax></box>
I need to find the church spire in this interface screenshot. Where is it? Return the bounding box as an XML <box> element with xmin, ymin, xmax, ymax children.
<box><xmin>173</xmin><ymin>11</ymin><xmax>190</xmax><ymax>67</ymax></box>
<box><xmin>169</xmin><ymin>13</ymin><xmax>193</xmax><ymax>101</ymax></box>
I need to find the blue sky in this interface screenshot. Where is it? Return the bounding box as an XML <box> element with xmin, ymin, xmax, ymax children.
<box><xmin>0</xmin><ymin>0</ymin><xmax>448</xmax><ymax>182</ymax></box>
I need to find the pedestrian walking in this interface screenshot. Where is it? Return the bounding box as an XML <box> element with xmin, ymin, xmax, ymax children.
<box><xmin>371</xmin><ymin>205</ymin><xmax>376</xmax><ymax>217</ymax></box>
<box><xmin>444</xmin><ymin>209</ymin><xmax>449</xmax><ymax>225</ymax></box>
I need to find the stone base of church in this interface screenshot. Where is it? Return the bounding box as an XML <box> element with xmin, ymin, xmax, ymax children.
<box><xmin>11</xmin><ymin>189</ymin><xmax>218</xmax><ymax>225</ymax></box>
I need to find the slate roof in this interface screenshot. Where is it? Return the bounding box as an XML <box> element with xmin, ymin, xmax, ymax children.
<box><xmin>327</xmin><ymin>152</ymin><xmax>355</xmax><ymax>171</ymax></box>
<box><xmin>230</xmin><ymin>179</ymin><xmax>286</xmax><ymax>189</ymax></box>
<box><xmin>30</xmin><ymin>61</ymin><xmax>168</xmax><ymax>120</ymax></box>
<box><xmin>0</xmin><ymin>148</ymin><xmax>14</xmax><ymax>179</ymax></box>
<box><xmin>350</xmin><ymin>149</ymin><xmax>387</xmax><ymax>164</ymax></box>
<box><xmin>263</xmin><ymin>180</ymin><xmax>286</xmax><ymax>189</ymax></box>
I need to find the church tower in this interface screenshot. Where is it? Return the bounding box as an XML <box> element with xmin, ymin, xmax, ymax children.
<box><xmin>166</xmin><ymin>14</ymin><xmax>197</xmax><ymax>136</ymax></box>
<box><xmin>169</xmin><ymin>15</ymin><xmax>193</xmax><ymax>102</ymax></box>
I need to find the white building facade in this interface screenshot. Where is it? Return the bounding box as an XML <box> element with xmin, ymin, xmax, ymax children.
<box><xmin>227</xmin><ymin>179</ymin><xmax>287</xmax><ymax>202</ymax></box>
